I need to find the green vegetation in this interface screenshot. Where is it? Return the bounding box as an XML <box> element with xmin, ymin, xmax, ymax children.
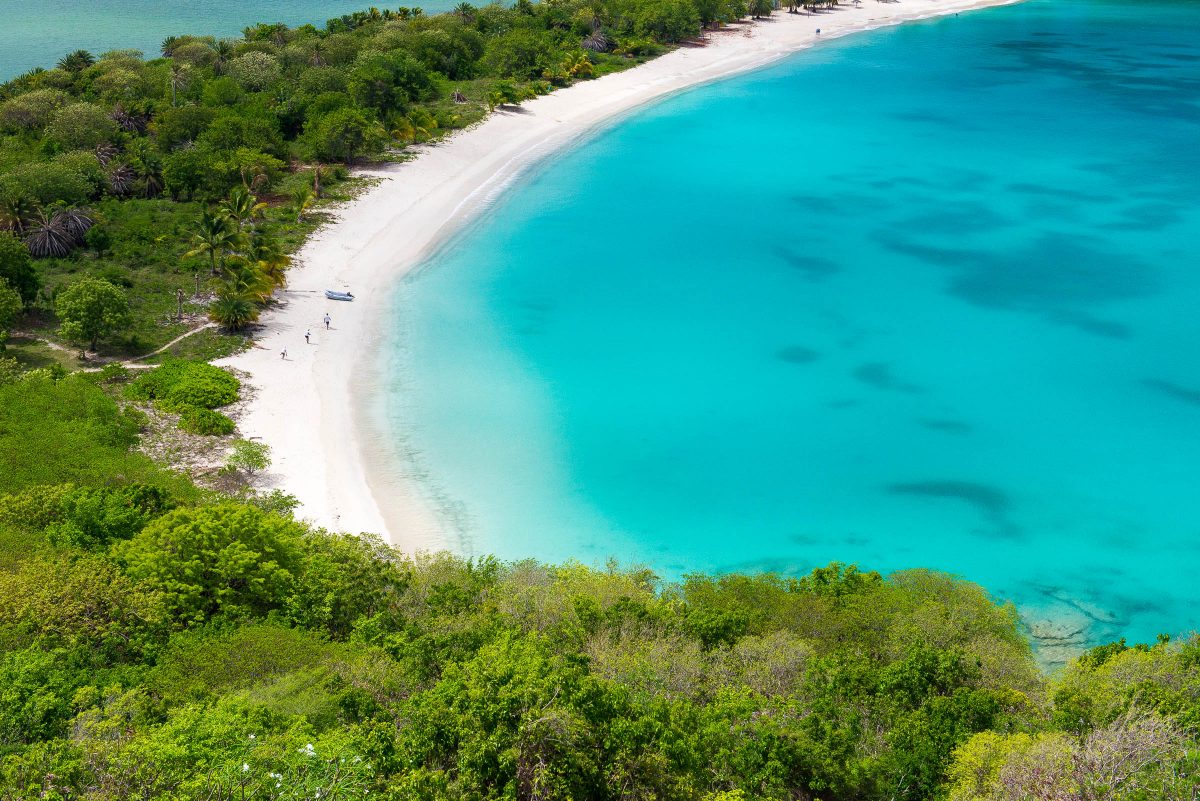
<box><xmin>54</xmin><ymin>276</ymin><xmax>130</xmax><ymax>352</ymax></box>
<box><xmin>0</xmin><ymin>0</ymin><xmax>757</xmax><ymax>366</ymax></box>
<box><xmin>1</xmin><ymin>4</ymin><xmax>1197</xmax><ymax>799</ymax></box>
<box><xmin>226</xmin><ymin>437</ymin><xmax>271</xmax><ymax>474</ymax></box>
<box><xmin>125</xmin><ymin>357</ymin><xmax>241</xmax><ymax>435</ymax></box>
<box><xmin>0</xmin><ymin>371</ymin><xmax>1195</xmax><ymax>801</ymax></box>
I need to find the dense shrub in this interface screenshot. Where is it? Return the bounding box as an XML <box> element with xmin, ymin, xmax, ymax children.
<box><xmin>128</xmin><ymin>359</ymin><xmax>240</xmax><ymax>410</ymax></box>
<box><xmin>115</xmin><ymin>503</ymin><xmax>305</xmax><ymax>624</ymax></box>
<box><xmin>178</xmin><ymin>407</ymin><xmax>235</xmax><ymax>435</ymax></box>
<box><xmin>0</xmin><ymin>375</ymin><xmax>163</xmax><ymax>493</ymax></box>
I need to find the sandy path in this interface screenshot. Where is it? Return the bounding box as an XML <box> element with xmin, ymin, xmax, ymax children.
<box><xmin>218</xmin><ymin>0</ymin><xmax>1021</xmax><ymax>548</ymax></box>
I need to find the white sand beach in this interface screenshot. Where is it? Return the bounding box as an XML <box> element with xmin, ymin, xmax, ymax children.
<box><xmin>218</xmin><ymin>0</ymin><xmax>1020</xmax><ymax>549</ymax></box>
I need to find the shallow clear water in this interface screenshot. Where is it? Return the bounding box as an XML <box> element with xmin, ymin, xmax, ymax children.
<box><xmin>386</xmin><ymin>0</ymin><xmax>1200</xmax><ymax>644</ymax></box>
<box><xmin>0</xmin><ymin>0</ymin><xmax>457</xmax><ymax>80</ymax></box>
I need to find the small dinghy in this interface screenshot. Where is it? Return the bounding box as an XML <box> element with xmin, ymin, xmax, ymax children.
<box><xmin>325</xmin><ymin>290</ymin><xmax>355</xmax><ymax>301</ymax></box>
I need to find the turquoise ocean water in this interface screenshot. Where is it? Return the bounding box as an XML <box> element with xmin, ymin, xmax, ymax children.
<box><xmin>385</xmin><ymin>0</ymin><xmax>1200</xmax><ymax>645</ymax></box>
<box><xmin>0</xmin><ymin>0</ymin><xmax>457</xmax><ymax>80</ymax></box>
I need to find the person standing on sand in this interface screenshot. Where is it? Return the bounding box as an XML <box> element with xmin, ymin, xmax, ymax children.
<box><xmin>281</xmin><ymin>347</ymin><xmax>287</xmax><ymax>359</ymax></box>
<box><xmin>305</xmin><ymin>330</ymin><xmax>310</xmax><ymax>344</ymax></box>
<box><xmin>324</xmin><ymin>313</ymin><xmax>331</xmax><ymax>330</ymax></box>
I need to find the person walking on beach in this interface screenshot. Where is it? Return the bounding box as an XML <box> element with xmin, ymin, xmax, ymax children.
<box><xmin>305</xmin><ymin>330</ymin><xmax>310</xmax><ymax>344</ymax></box>
<box><xmin>323</xmin><ymin>313</ymin><xmax>331</xmax><ymax>330</ymax></box>
<box><xmin>281</xmin><ymin>347</ymin><xmax>287</xmax><ymax>360</ymax></box>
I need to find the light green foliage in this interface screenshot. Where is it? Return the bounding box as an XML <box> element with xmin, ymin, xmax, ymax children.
<box><xmin>0</xmin><ymin>278</ymin><xmax>22</xmax><ymax>345</ymax></box>
<box><xmin>128</xmin><ymin>358</ymin><xmax>240</xmax><ymax>411</ymax></box>
<box><xmin>32</xmin><ymin>482</ymin><xmax>173</xmax><ymax>549</ymax></box>
<box><xmin>45</xmin><ymin>102</ymin><xmax>120</xmax><ymax>151</ymax></box>
<box><xmin>54</xmin><ymin>277</ymin><xmax>131</xmax><ymax>352</ymax></box>
<box><xmin>1052</xmin><ymin>636</ymin><xmax>1200</xmax><ymax>733</ymax></box>
<box><xmin>305</xmin><ymin>107</ymin><xmax>387</xmax><ymax>163</ymax></box>
<box><xmin>128</xmin><ymin>359</ymin><xmax>241</xmax><ymax>434</ymax></box>
<box><xmin>947</xmin><ymin>709</ymin><xmax>1197</xmax><ymax>800</ymax></box>
<box><xmin>115</xmin><ymin>503</ymin><xmax>303</xmax><ymax>624</ymax></box>
<box><xmin>52</xmin><ymin>149</ymin><xmax>106</xmax><ymax>194</ymax></box>
<box><xmin>631</xmin><ymin>0</ymin><xmax>702</xmax><ymax>42</ymax></box>
<box><xmin>0</xmin><ymin>376</ymin><xmax>163</xmax><ymax>492</ymax></box>
<box><xmin>0</xmin><ymin>233</ymin><xmax>39</xmax><ymax>306</ymax></box>
<box><xmin>0</xmin><ymin>160</ymin><xmax>92</xmax><ymax>207</ymax></box>
<box><xmin>482</xmin><ymin>29</ymin><xmax>555</xmax><ymax>78</ymax></box>
<box><xmin>0</xmin><ymin>88</ymin><xmax>71</xmax><ymax>132</ymax></box>
<box><xmin>0</xmin><ymin>647</ymin><xmax>86</xmax><ymax>747</ymax></box>
<box><xmin>946</xmin><ymin>730</ymin><xmax>1064</xmax><ymax>801</ymax></box>
<box><xmin>227</xmin><ymin>52</ymin><xmax>282</xmax><ymax>90</ymax></box>
<box><xmin>70</xmin><ymin>699</ymin><xmax>374</xmax><ymax>801</ymax></box>
<box><xmin>226</xmin><ymin>438</ymin><xmax>270</xmax><ymax>475</ymax></box>
<box><xmin>0</xmin><ymin>554</ymin><xmax>164</xmax><ymax>655</ymax></box>
<box><xmin>179</xmin><ymin>407</ymin><xmax>235</xmax><ymax>435</ymax></box>
<box><xmin>149</xmin><ymin>624</ymin><xmax>343</xmax><ymax>702</ymax></box>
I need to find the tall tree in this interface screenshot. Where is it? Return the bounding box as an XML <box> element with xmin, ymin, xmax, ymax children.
<box><xmin>55</xmin><ymin>277</ymin><xmax>131</xmax><ymax>353</ymax></box>
<box><xmin>185</xmin><ymin>210</ymin><xmax>241</xmax><ymax>277</ymax></box>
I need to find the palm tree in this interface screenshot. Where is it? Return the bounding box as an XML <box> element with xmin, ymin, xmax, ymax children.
<box><xmin>291</xmin><ymin>187</ymin><xmax>314</xmax><ymax>224</ymax></box>
<box><xmin>185</xmin><ymin>210</ymin><xmax>240</xmax><ymax>277</ymax></box>
<box><xmin>222</xmin><ymin>259</ymin><xmax>274</xmax><ymax>303</ymax></box>
<box><xmin>209</xmin><ymin>290</ymin><xmax>259</xmax><ymax>330</ymax></box>
<box><xmin>582</xmin><ymin>28</ymin><xmax>612</xmax><ymax>53</ymax></box>
<box><xmin>128</xmin><ymin>144</ymin><xmax>165</xmax><ymax>198</ymax></box>
<box><xmin>94</xmin><ymin>143</ymin><xmax>118</xmax><ymax>166</ymax></box>
<box><xmin>110</xmin><ymin>104</ymin><xmax>146</xmax><ymax>134</ymax></box>
<box><xmin>161</xmin><ymin>36</ymin><xmax>181</xmax><ymax>57</ymax></box>
<box><xmin>220</xmin><ymin>187</ymin><xmax>267</xmax><ymax>230</ymax></box>
<box><xmin>247</xmin><ymin>232</ymin><xmax>290</xmax><ymax>286</ymax></box>
<box><xmin>454</xmin><ymin>2</ymin><xmax>477</xmax><ymax>20</ymax></box>
<box><xmin>307</xmin><ymin>42</ymin><xmax>328</xmax><ymax>68</ymax></box>
<box><xmin>168</xmin><ymin>63</ymin><xmax>191</xmax><ymax>107</ymax></box>
<box><xmin>57</xmin><ymin>50</ymin><xmax>95</xmax><ymax>73</ymax></box>
<box><xmin>25</xmin><ymin>209</ymin><xmax>79</xmax><ymax>258</ymax></box>
<box><xmin>0</xmin><ymin>195</ymin><xmax>37</xmax><ymax>235</ymax></box>
<box><xmin>53</xmin><ymin>207</ymin><xmax>93</xmax><ymax>242</ymax></box>
<box><xmin>107</xmin><ymin>163</ymin><xmax>135</xmax><ymax>196</ymax></box>
<box><xmin>213</xmin><ymin>40</ymin><xmax>234</xmax><ymax>74</ymax></box>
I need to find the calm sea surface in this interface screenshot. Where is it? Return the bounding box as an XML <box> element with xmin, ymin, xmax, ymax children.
<box><xmin>0</xmin><ymin>0</ymin><xmax>457</xmax><ymax>80</ymax></box>
<box><xmin>384</xmin><ymin>0</ymin><xmax>1200</xmax><ymax>644</ymax></box>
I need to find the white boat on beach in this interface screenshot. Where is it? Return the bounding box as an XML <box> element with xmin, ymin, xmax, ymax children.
<box><xmin>325</xmin><ymin>290</ymin><xmax>355</xmax><ymax>301</ymax></box>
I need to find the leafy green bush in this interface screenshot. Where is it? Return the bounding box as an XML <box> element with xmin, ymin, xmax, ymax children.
<box><xmin>163</xmin><ymin>374</ymin><xmax>239</xmax><ymax>411</ymax></box>
<box><xmin>149</xmin><ymin>623</ymin><xmax>342</xmax><ymax>702</ymax></box>
<box><xmin>178</xmin><ymin>407</ymin><xmax>235</xmax><ymax>436</ymax></box>
<box><xmin>128</xmin><ymin>359</ymin><xmax>240</xmax><ymax>410</ymax></box>
<box><xmin>114</xmin><ymin>503</ymin><xmax>305</xmax><ymax>624</ymax></box>
<box><xmin>0</xmin><ymin>375</ymin><xmax>167</xmax><ymax>493</ymax></box>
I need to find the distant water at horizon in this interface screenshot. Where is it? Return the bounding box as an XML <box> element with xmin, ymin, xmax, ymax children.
<box><xmin>383</xmin><ymin>0</ymin><xmax>1200</xmax><ymax>646</ymax></box>
<box><xmin>0</xmin><ymin>0</ymin><xmax>457</xmax><ymax>80</ymax></box>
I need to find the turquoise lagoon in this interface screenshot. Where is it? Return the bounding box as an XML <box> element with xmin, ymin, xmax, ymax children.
<box><xmin>383</xmin><ymin>0</ymin><xmax>1200</xmax><ymax>644</ymax></box>
<box><xmin>0</xmin><ymin>0</ymin><xmax>458</xmax><ymax>80</ymax></box>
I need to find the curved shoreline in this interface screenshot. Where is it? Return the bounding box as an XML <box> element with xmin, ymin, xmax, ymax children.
<box><xmin>219</xmin><ymin>0</ymin><xmax>1022</xmax><ymax>549</ymax></box>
